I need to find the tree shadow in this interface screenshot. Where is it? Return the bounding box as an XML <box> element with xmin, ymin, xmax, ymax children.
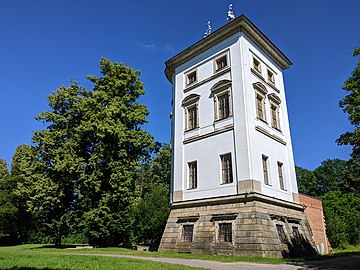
<box><xmin>282</xmin><ymin>234</ymin><xmax>317</xmax><ymax>257</ymax></box>
<box><xmin>287</xmin><ymin>251</ymin><xmax>360</xmax><ymax>269</ymax></box>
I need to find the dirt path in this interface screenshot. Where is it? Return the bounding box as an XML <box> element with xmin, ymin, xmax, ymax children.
<box><xmin>80</xmin><ymin>253</ymin><xmax>360</xmax><ymax>269</ymax></box>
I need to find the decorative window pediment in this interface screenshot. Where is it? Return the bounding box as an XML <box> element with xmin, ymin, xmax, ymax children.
<box><xmin>268</xmin><ymin>93</ymin><xmax>281</xmax><ymax>104</ymax></box>
<box><xmin>211</xmin><ymin>80</ymin><xmax>232</xmax><ymax>94</ymax></box>
<box><xmin>253</xmin><ymin>82</ymin><xmax>268</xmax><ymax>95</ymax></box>
<box><xmin>182</xmin><ymin>94</ymin><xmax>200</xmax><ymax>106</ymax></box>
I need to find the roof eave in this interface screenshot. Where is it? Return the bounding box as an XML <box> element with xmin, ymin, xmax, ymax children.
<box><xmin>165</xmin><ymin>14</ymin><xmax>292</xmax><ymax>83</ymax></box>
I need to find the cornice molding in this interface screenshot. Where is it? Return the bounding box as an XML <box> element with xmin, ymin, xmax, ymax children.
<box><xmin>165</xmin><ymin>15</ymin><xmax>292</xmax><ymax>83</ymax></box>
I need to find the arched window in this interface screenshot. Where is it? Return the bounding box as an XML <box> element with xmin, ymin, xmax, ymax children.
<box><xmin>182</xmin><ymin>94</ymin><xmax>200</xmax><ymax>131</ymax></box>
<box><xmin>253</xmin><ymin>82</ymin><xmax>268</xmax><ymax>122</ymax></box>
<box><xmin>211</xmin><ymin>80</ymin><xmax>232</xmax><ymax>121</ymax></box>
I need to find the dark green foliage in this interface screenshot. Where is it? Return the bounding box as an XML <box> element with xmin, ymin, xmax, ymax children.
<box><xmin>313</xmin><ymin>159</ymin><xmax>349</xmax><ymax>195</ymax></box>
<box><xmin>322</xmin><ymin>191</ymin><xmax>360</xmax><ymax>248</ymax></box>
<box><xmin>134</xmin><ymin>183</ymin><xmax>170</xmax><ymax>247</ymax></box>
<box><xmin>295</xmin><ymin>166</ymin><xmax>318</xmax><ymax>196</ymax></box>
<box><xmin>0</xmin><ymin>159</ymin><xmax>8</xmax><ymax>179</ymax></box>
<box><xmin>337</xmin><ymin>48</ymin><xmax>360</xmax><ymax>160</ymax></box>
<box><xmin>133</xmin><ymin>144</ymin><xmax>171</xmax><ymax>248</ymax></box>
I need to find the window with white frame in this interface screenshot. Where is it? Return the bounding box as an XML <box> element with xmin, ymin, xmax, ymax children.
<box><xmin>211</xmin><ymin>80</ymin><xmax>232</xmax><ymax>121</ymax></box>
<box><xmin>182</xmin><ymin>94</ymin><xmax>200</xmax><ymax>131</ymax></box>
<box><xmin>186</xmin><ymin>70</ymin><xmax>197</xmax><ymax>86</ymax></box>
<box><xmin>277</xmin><ymin>161</ymin><xmax>285</xmax><ymax>190</ymax></box>
<box><xmin>253</xmin><ymin>82</ymin><xmax>268</xmax><ymax>122</ymax></box>
<box><xmin>262</xmin><ymin>155</ymin><xmax>270</xmax><ymax>185</ymax></box>
<box><xmin>267</xmin><ymin>69</ymin><xmax>275</xmax><ymax>85</ymax></box>
<box><xmin>214</xmin><ymin>54</ymin><xmax>228</xmax><ymax>72</ymax></box>
<box><xmin>220</xmin><ymin>153</ymin><xmax>233</xmax><ymax>184</ymax></box>
<box><xmin>268</xmin><ymin>93</ymin><xmax>281</xmax><ymax>130</ymax></box>
<box><xmin>188</xmin><ymin>161</ymin><xmax>197</xmax><ymax>189</ymax></box>
<box><xmin>253</xmin><ymin>57</ymin><xmax>261</xmax><ymax>74</ymax></box>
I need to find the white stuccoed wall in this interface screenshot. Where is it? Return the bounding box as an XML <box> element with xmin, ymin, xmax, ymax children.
<box><xmin>170</xmin><ymin>31</ymin><xmax>298</xmax><ymax>203</ymax></box>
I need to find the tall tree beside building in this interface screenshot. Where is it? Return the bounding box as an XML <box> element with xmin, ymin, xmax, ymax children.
<box><xmin>26</xmin><ymin>58</ymin><xmax>154</xmax><ymax>246</ymax></box>
<box><xmin>337</xmin><ymin>48</ymin><xmax>360</xmax><ymax>160</ymax></box>
<box><xmin>0</xmin><ymin>159</ymin><xmax>8</xmax><ymax>179</ymax></box>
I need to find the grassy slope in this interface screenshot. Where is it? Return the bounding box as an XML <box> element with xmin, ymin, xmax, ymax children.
<box><xmin>0</xmin><ymin>245</ymin><xmax>203</xmax><ymax>270</ymax></box>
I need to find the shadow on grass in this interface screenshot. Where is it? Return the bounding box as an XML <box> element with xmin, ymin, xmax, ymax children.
<box><xmin>29</xmin><ymin>244</ymin><xmax>84</xmax><ymax>249</ymax></box>
<box><xmin>287</xmin><ymin>251</ymin><xmax>360</xmax><ymax>269</ymax></box>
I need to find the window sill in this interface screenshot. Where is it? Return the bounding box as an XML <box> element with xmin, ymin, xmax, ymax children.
<box><xmin>251</xmin><ymin>68</ymin><xmax>280</xmax><ymax>93</ymax></box>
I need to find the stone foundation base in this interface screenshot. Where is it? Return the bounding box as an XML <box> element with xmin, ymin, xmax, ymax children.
<box><xmin>159</xmin><ymin>192</ymin><xmax>316</xmax><ymax>258</ymax></box>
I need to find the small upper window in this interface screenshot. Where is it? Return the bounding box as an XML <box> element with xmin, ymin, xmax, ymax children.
<box><xmin>215</xmin><ymin>55</ymin><xmax>228</xmax><ymax>72</ymax></box>
<box><xmin>267</xmin><ymin>69</ymin><xmax>275</xmax><ymax>84</ymax></box>
<box><xmin>253</xmin><ymin>57</ymin><xmax>261</xmax><ymax>73</ymax></box>
<box><xmin>186</xmin><ymin>70</ymin><xmax>197</xmax><ymax>86</ymax></box>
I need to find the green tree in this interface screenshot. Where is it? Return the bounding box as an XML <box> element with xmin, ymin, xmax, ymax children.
<box><xmin>322</xmin><ymin>191</ymin><xmax>360</xmax><ymax>247</ymax></box>
<box><xmin>313</xmin><ymin>159</ymin><xmax>348</xmax><ymax>195</ymax></box>
<box><xmin>27</xmin><ymin>58</ymin><xmax>154</xmax><ymax>247</ymax></box>
<box><xmin>295</xmin><ymin>166</ymin><xmax>318</xmax><ymax>196</ymax></box>
<box><xmin>0</xmin><ymin>159</ymin><xmax>8</xmax><ymax>179</ymax></box>
<box><xmin>337</xmin><ymin>48</ymin><xmax>360</xmax><ymax>160</ymax></box>
<box><xmin>78</xmin><ymin>58</ymin><xmax>154</xmax><ymax>246</ymax></box>
<box><xmin>133</xmin><ymin>144</ymin><xmax>171</xmax><ymax>248</ymax></box>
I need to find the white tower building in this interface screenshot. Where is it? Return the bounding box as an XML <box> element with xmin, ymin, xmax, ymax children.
<box><xmin>159</xmin><ymin>14</ymin><xmax>315</xmax><ymax>257</ymax></box>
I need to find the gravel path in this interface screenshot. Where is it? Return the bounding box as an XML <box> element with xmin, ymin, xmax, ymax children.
<box><xmin>79</xmin><ymin>253</ymin><xmax>360</xmax><ymax>270</ymax></box>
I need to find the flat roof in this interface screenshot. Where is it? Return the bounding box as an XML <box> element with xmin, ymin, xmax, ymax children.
<box><xmin>165</xmin><ymin>14</ymin><xmax>292</xmax><ymax>83</ymax></box>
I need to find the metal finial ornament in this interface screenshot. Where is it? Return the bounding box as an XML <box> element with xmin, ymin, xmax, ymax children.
<box><xmin>227</xmin><ymin>4</ymin><xmax>235</xmax><ymax>21</ymax></box>
<box><xmin>204</xmin><ymin>20</ymin><xmax>212</xmax><ymax>38</ymax></box>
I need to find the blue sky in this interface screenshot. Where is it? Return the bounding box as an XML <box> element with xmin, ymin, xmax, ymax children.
<box><xmin>0</xmin><ymin>0</ymin><xmax>359</xmax><ymax>170</ymax></box>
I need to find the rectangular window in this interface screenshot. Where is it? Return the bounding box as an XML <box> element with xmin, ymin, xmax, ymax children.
<box><xmin>253</xmin><ymin>57</ymin><xmax>261</xmax><ymax>73</ymax></box>
<box><xmin>267</xmin><ymin>69</ymin><xmax>275</xmax><ymax>84</ymax></box>
<box><xmin>182</xmin><ymin>225</ymin><xmax>194</xmax><ymax>242</ymax></box>
<box><xmin>186</xmin><ymin>71</ymin><xmax>197</xmax><ymax>86</ymax></box>
<box><xmin>188</xmin><ymin>161</ymin><xmax>197</xmax><ymax>189</ymax></box>
<box><xmin>262</xmin><ymin>155</ymin><xmax>269</xmax><ymax>185</ymax></box>
<box><xmin>219</xmin><ymin>223</ymin><xmax>232</xmax><ymax>242</ymax></box>
<box><xmin>187</xmin><ymin>105</ymin><xmax>198</xmax><ymax>130</ymax></box>
<box><xmin>221</xmin><ymin>153</ymin><xmax>233</xmax><ymax>184</ymax></box>
<box><xmin>215</xmin><ymin>55</ymin><xmax>228</xmax><ymax>72</ymax></box>
<box><xmin>292</xmin><ymin>227</ymin><xmax>301</xmax><ymax>240</ymax></box>
<box><xmin>277</xmin><ymin>162</ymin><xmax>285</xmax><ymax>190</ymax></box>
<box><xmin>276</xmin><ymin>224</ymin><xmax>287</xmax><ymax>243</ymax></box>
<box><xmin>256</xmin><ymin>94</ymin><xmax>266</xmax><ymax>121</ymax></box>
<box><xmin>218</xmin><ymin>93</ymin><xmax>230</xmax><ymax>120</ymax></box>
<box><xmin>270</xmin><ymin>104</ymin><xmax>280</xmax><ymax>130</ymax></box>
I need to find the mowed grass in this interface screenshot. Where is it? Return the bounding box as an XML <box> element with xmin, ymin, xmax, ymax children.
<box><xmin>1</xmin><ymin>243</ymin><xmax>360</xmax><ymax>269</ymax></box>
<box><xmin>0</xmin><ymin>245</ymin><xmax>203</xmax><ymax>270</ymax></box>
<box><xmin>13</xmin><ymin>244</ymin><xmax>286</xmax><ymax>264</ymax></box>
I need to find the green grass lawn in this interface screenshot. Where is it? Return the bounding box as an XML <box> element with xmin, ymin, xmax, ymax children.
<box><xmin>1</xmin><ymin>244</ymin><xmax>359</xmax><ymax>270</ymax></box>
<box><xmin>0</xmin><ymin>245</ymin><xmax>203</xmax><ymax>270</ymax></box>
